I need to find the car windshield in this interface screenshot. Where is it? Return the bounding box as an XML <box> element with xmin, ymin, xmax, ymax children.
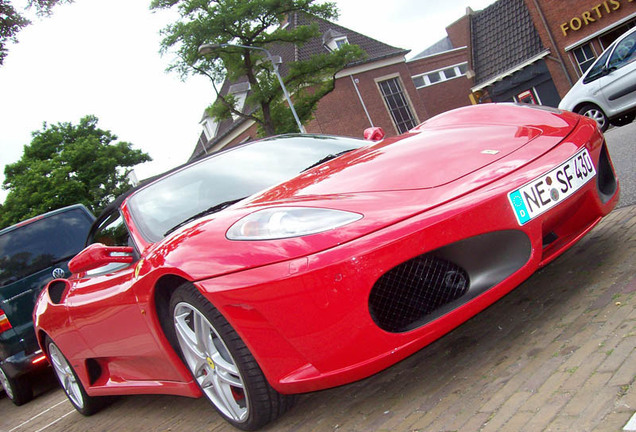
<box><xmin>608</xmin><ymin>31</ymin><xmax>636</xmax><ymax>69</ymax></box>
<box><xmin>0</xmin><ymin>208</ymin><xmax>93</xmax><ymax>287</ymax></box>
<box><xmin>127</xmin><ymin>135</ymin><xmax>366</xmax><ymax>242</ymax></box>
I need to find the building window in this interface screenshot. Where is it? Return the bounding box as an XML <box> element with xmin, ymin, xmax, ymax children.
<box><xmin>599</xmin><ymin>22</ymin><xmax>636</xmax><ymax>50</ymax></box>
<box><xmin>428</xmin><ymin>72</ymin><xmax>442</xmax><ymax>84</ymax></box>
<box><xmin>573</xmin><ymin>43</ymin><xmax>596</xmax><ymax>74</ymax></box>
<box><xmin>377</xmin><ymin>77</ymin><xmax>417</xmax><ymax>134</ymax></box>
<box><xmin>412</xmin><ymin>76</ymin><xmax>425</xmax><ymax>87</ymax></box>
<box><xmin>334</xmin><ymin>38</ymin><xmax>348</xmax><ymax>49</ymax></box>
<box><xmin>443</xmin><ymin>67</ymin><xmax>457</xmax><ymax>79</ymax></box>
<box><xmin>323</xmin><ymin>29</ymin><xmax>349</xmax><ymax>52</ymax></box>
<box><xmin>201</xmin><ymin>117</ymin><xmax>218</xmax><ymax>141</ymax></box>
<box><xmin>228</xmin><ymin>82</ymin><xmax>251</xmax><ymax>120</ymax></box>
<box><xmin>514</xmin><ymin>88</ymin><xmax>541</xmax><ymax>105</ymax></box>
<box><xmin>411</xmin><ymin>62</ymin><xmax>469</xmax><ymax>89</ymax></box>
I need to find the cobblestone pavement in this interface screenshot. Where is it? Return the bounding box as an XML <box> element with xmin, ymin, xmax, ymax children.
<box><xmin>1</xmin><ymin>205</ymin><xmax>635</xmax><ymax>432</ymax></box>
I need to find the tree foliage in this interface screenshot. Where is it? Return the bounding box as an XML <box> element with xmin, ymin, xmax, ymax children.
<box><xmin>151</xmin><ymin>0</ymin><xmax>364</xmax><ymax>136</ymax></box>
<box><xmin>0</xmin><ymin>0</ymin><xmax>72</xmax><ymax>66</ymax></box>
<box><xmin>0</xmin><ymin>115</ymin><xmax>151</xmax><ymax>229</ymax></box>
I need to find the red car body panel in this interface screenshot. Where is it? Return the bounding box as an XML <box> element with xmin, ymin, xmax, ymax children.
<box><xmin>33</xmin><ymin>104</ymin><xmax>619</xmax><ymax>399</ymax></box>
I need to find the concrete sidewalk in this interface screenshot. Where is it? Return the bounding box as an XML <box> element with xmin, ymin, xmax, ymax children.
<box><xmin>270</xmin><ymin>204</ymin><xmax>636</xmax><ymax>432</ymax></box>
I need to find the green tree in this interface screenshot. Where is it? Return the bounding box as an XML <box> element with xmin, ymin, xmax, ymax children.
<box><xmin>0</xmin><ymin>0</ymin><xmax>72</xmax><ymax>66</ymax></box>
<box><xmin>0</xmin><ymin>115</ymin><xmax>151</xmax><ymax>228</ymax></box>
<box><xmin>151</xmin><ymin>0</ymin><xmax>364</xmax><ymax>136</ymax></box>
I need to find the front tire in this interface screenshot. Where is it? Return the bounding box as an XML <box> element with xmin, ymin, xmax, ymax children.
<box><xmin>46</xmin><ymin>337</ymin><xmax>104</xmax><ymax>416</ymax></box>
<box><xmin>167</xmin><ymin>284</ymin><xmax>293</xmax><ymax>431</ymax></box>
<box><xmin>0</xmin><ymin>364</ymin><xmax>33</xmax><ymax>406</ymax></box>
<box><xmin>578</xmin><ymin>103</ymin><xmax>609</xmax><ymax>131</ymax></box>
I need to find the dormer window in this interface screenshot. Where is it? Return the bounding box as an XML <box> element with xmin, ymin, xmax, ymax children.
<box><xmin>228</xmin><ymin>82</ymin><xmax>251</xmax><ymax>120</ymax></box>
<box><xmin>323</xmin><ymin>29</ymin><xmax>348</xmax><ymax>52</ymax></box>
<box><xmin>200</xmin><ymin>114</ymin><xmax>218</xmax><ymax>141</ymax></box>
<box><xmin>334</xmin><ymin>37</ymin><xmax>348</xmax><ymax>49</ymax></box>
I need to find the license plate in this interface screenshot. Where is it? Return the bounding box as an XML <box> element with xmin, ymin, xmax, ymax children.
<box><xmin>508</xmin><ymin>148</ymin><xmax>596</xmax><ymax>225</ymax></box>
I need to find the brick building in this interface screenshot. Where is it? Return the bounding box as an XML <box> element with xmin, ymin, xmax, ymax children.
<box><xmin>190</xmin><ymin>0</ymin><xmax>636</xmax><ymax>161</ymax></box>
<box><xmin>526</xmin><ymin>0</ymin><xmax>636</xmax><ymax>95</ymax></box>
<box><xmin>190</xmin><ymin>13</ymin><xmax>422</xmax><ymax>160</ymax></box>
<box><xmin>470</xmin><ymin>0</ymin><xmax>636</xmax><ymax>105</ymax></box>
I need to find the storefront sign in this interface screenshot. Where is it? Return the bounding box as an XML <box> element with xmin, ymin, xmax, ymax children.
<box><xmin>560</xmin><ymin>0</ymin><xmax>634</xmax><ymax>36</ymax></box>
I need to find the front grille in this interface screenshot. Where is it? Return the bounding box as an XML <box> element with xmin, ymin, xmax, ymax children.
<box><xmin>369</xmin><ymin>255</ymin><xmax>469</xmax><ymax>333</ymax></box>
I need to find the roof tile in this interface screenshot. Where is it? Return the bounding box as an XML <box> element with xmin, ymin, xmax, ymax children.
<box><xmin>471</xmin><ymin>0</ymin><xmax>544</xmax><ymax>85</ymax></box>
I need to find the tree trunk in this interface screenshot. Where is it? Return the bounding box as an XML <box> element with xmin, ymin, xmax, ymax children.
<box><xmin>244</xmin><ymin>51</ymin><xmax>276</xmax><ymax>136</ymax></box>
<box><xmin>261</xmin><ymin>102</ymin><xmax>276</xmax><ymax>136</ymax></box>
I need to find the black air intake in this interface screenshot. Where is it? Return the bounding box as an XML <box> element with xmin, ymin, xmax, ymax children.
<box><xmin>368</xmin><ymin>230</ymin><xmax>532</xmax><ymax>333</ymax></box>
<box><xmin>369</xmin><ymin>255</ymin><xmax>469</xmax><ymax>333</ymax></box>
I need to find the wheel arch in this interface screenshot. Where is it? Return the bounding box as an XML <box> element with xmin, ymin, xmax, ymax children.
<box><xmin>152</xmin><ymin>274</ymin><xmax>192</xmax><ymax>351</ymax></box>
<box><xmin>36</xmin><ymin>329</ymin><xmax>50</xmax><ymax>358</ymax></box>
<box><xmin>573</xmin><ymin>100</ymin><xmax>603</xmax><ymax>114</ymax></box>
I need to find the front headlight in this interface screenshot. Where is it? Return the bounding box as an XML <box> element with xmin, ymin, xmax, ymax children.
<box><xmin>226</xmin><ymin>207</ymin><xmax>363</xmax><ymax>240</ymax></box>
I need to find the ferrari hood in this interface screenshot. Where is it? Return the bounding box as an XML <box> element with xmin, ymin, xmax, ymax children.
<box><xmin>326</xmin><ymin>124</ymin><xmax>541</xmax><ymax>190</ymax></box>
<box><xmin>253</xmin><ymin>104</ymin><xmax>581</xmax><ymax>201</ymax></box>
<box><xmin>154</xmin><ymin>105</ymin><xmax>585</xmax><ymax>280</ymax></box>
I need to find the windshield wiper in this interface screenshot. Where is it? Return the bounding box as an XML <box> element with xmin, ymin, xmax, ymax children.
<box><xmin>164</xmin><ymin>197</ymin><xmax>246</xmax><ymax>237</ymax></box>
<box><xmin>302</xmin><ymin>150</ymin><xmax>354</xmax><ymax>172</ymax></box>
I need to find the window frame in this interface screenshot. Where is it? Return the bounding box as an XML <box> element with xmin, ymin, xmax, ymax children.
<box><xmin>514</xmin><ymin>88</ymin><xmax>542</xmax><ymax>105</ymax></box>
<box><xmin>335</xmin><ymin>38</ymin><xmax>348</xmax><ymax>49</ymax></box>
<box><xmin>324</xmin><ymin>36</ymin><xmax>349</xmax><ymax>52</ymax></box>
<box><xmin>375</xmin><ymin>74</ymin><xmax>419</xmax><ymax>135</ymax></box>
<box><xmin>572</xmin><ymin>42</ymin><xmax>598</xmax><ymax>75</ymax></box>
<box><xmin>411</xmin><ymin>62</ymin><xmax>469</xmax><ymax>89</ymax></box>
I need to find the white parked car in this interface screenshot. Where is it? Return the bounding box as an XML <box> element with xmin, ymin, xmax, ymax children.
<box><xmin>559</xmin><ymin>26</ymin><xmax>636</xmax><ymax>131</ymax></box>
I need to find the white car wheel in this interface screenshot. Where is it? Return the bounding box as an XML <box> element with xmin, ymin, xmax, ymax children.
<box><xmin>579</xmin><ymin>104</ymin><xmax>608</xmax><ymax>131</ymax></box>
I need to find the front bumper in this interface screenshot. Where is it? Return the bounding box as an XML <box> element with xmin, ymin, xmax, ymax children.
<box><xmin>196</xmin><ymin>128</ymin><xmax>619</xmax><ymax>394</ymax></box>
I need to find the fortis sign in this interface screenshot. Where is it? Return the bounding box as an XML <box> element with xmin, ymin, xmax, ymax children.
<box><xmin>560</xmin><ymin>0</ymin><xmax>635</xmax><ymax>36</ymax></box>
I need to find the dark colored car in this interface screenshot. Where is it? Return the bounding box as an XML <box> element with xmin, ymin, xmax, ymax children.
<box><xmin>0</xmin><ymin>204</ymin><xmax>94</xmax><ymax>405</ymax></box>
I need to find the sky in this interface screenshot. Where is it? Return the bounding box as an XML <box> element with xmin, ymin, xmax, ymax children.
<box><xmin>0</xmin><ymin>0</ymin><xmax>497</xmax><ymax>204</ymax></box>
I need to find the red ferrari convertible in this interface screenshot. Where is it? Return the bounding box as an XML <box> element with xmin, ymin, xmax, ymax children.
<box><xmin>34</xmin><ymin>104</ymin><xmax>619</xmax><ymax>430</ymax></box>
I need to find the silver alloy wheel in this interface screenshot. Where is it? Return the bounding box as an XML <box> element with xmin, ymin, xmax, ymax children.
<box><xmin>173</xmin><ymin>302</ymin><xmax>248</xmax><ymax>423</ymax></box>
<box><xmin>582</xmin><ymin>107</ymin><xmax>607</xmax><ymax>130</ymax></box>
<box><xmin>0</xmin><ymin>367</ymin><xmax>13</xmax><ymax>399</ymax></box>
<box><xmin>48</xmin><ymin>343</ymin><xmax>85</xmax><ymax>409</ymax></box>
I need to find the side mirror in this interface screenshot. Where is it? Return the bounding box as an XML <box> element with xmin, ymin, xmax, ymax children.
<box><xmin>69</xmin><ymin>243</ymin><xmax>134</xmax><ymax>274</ymax></box>
<box><xmin>363</xmin><ymin>127</ymin><xmax>385</xmax><ymax>141</ymax></box>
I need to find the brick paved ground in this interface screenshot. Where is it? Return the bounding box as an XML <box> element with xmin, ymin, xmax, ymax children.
<box><xmin>268</xmin><ymin>205</ymin><xmax>636</xmax><ymax>432</ymax></box>
<box><xmin>1</xmin><ymin>205</ymin><xmax>634</xmax><ymax>432</ymax></box>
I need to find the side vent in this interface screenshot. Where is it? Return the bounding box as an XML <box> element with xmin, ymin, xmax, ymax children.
<box><xmin>85</xmin><ymin>358</ymin><xmax>102</xmax><ymax>385</ymax></box>
<box><xmin>48</xmin><ymin>280</ymin><xmax>69</xmax><ymax>304</ymax></box>
<box><xmin>596</xmin><ymin>142</ymin><xmax>617</xmax><ymax>203</ymax></box>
